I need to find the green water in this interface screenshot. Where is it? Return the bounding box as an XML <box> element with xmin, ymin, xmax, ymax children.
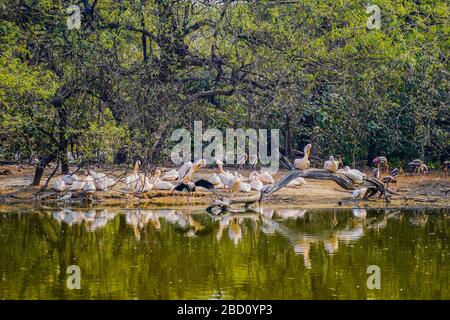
<box><xmin>0</xmin><ymin>207</ymin><xmax>449</xmax><ymax>300</ymax></box>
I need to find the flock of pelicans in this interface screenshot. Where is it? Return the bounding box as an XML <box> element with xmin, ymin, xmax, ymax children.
<box><xmin>49</xmin><ymin>143</ymin><xmax>442</xmax><ymax>206</ymax></box>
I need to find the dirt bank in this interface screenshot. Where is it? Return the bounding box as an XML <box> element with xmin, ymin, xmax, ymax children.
<box><xmin>1</xmin><ymin>164</ymin><xmax>449</xmax><ymax>210</ymax></box>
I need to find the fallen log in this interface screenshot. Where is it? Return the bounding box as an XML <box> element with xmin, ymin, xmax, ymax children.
<box><xmin>206</xmin><ymin>164</ymin><xmax>403</xmax><ymax>213</ymax></box>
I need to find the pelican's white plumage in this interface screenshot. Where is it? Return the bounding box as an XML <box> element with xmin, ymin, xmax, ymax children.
<box><xmin>135</xmin><ymin>175</ymin><xmax>153</xmax><ymax>192</ymax></box>
<box><xmin>62</xmin><ymin>173</ymin><xmax>80</xmax><ymax>185</ymax></box>
<box><xmin>126</xmin><ymin>160</ymin><xmax>141</xmax><ymax>192</ymax></box>
<box><xmin>162</xmin><ymin>169</ymin><xmax>179</xmax><ymax>181</ymax></box>
<box><xmin>152</xmin><ymin>170</ymin><xmax>174</xmax><ymax>191</ymax></box>
<box><xmin>216</xmin><ymin>159</ymin><xmax>235</xmax><ymax>190</ymax></box>
<box><xmin>324</xmin><ymin>156</ymin><xmax>339</xmax><ymax>173</ymax></box>
<box><xmin>229</xmin><ymin>173</ymin><xmax>241</xmax><ymax>194</ymax></box>
<box><xmin>178</xmin><ymin>159</ymin><xmax>206</xmax><ymax>182</ymax></box>
<box><xmin>207</xmin><ymin>173</ymin><xmax>221</xmax><ymax>185</ymax></box>
<box><xmin>250</xmin><ymin>173</ymin><xmax>263</xmax><ymax>191</ymax></box>
<box><xmin>52</xmin><ymin>178</ymin><xmax>66</xmax><ymax>192</ymax></box>
<box><xmin>83</xmin><ymin>175</ymin><xmax>96</xmax><ymax>192</ymax></box>
<box><xmin>338</xmin><ymin>166</ymin><xmax>365</xmax><ymax>184</ymax></box>
<box><xmin>294</xmin><ymin>144</ymin><xmax>312</xmax><ymax>170</ymax></box>
<box><xmin>259</xmin><ymin>171</ymin><xmax>274</xmax><ymax>184</ymax></box>
<box><xmin>287</xmin><ymin>177</ymin><xmax>306</xmax><ymax>187</ymax></box>
<box><xmin>71</xmin><ymin>180</ymin><xmax>85</xmax><ymax>191</ymax></box>
<box><xmin>239</xmin><ymin>180</ymin><xmax>252</xmax><ymax>193</ymax></box>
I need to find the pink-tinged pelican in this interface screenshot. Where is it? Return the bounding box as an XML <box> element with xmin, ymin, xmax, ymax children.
<box><xmin>152</xmin><ymin>169</ymin><xmax>174</xmax><ymax>191</ymax></box>
<box><xmin>229</xmin><ymin>172</ymin><xmax>241</xmax><ymax>195</ymax></box>
<box><xmin>216</xmin><ymin>159</ymin><xmax>234</xmax><ymax>191</ymax></box>
<box><xmin>178</xmin><ymin>159</ymin><xmax>207</xmax><ymax>183</ymax></box>
<box><xmin>126</xmin><ymin>160</ymin><xmax>141</xmax><ymax>192</ymax></box>
<box><xmin>338</xmin><ymin>166</ymin><xmax>365</xmax><ymax>185</ymax></box>
<box><xmin>258</xmin><ymin>171</ymin><xmax>274</xmax><ymax>184</ymax></box>
<box><xmin>237</xmin><ymin>173</ymin><xmax>252</xmax><ymax>193</ymax></box>
<box><xmin>249</xmin><ymin>172</ymin><xmax>264</xmax><ymax>191</ymax></box>
<box><xmin>161</xmin><ymin>169</ymin><xmax>179</xmax><ymax>181</ymax></box>
<box><xmin>294</xmin><ymin>144</ymin><xmax>312</xmax><ymax>170</ymax></box>
<box><xmin>324</xmin><ymin>156</ymin><xmax>340</xmax><ymax>173</ymax></box>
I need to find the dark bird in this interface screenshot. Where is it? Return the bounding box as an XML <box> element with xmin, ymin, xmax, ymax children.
<box><xmin>173</xmin><ymin>179</ymin><xmax>216</xmax><ymax>206</ymax></box>
<box><xmin>408</xmin><ymin>159</ymin><xmax>428</xmax><ymax>175</ymax></box>
<box><xmin>390</xmin><ymin>167</ymin><xmax>400</xmax><ymax>177</ymax></box>
<box><xmin>382</xmin><ymin>168</ymin><xmax>399</xmax><ymax>189</ymax></box>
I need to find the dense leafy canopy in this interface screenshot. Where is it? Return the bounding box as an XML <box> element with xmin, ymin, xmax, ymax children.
<box><xmin>0</xmin><ymin>0</ymin><xmax>448</xmax><ymax>180</ymax></box>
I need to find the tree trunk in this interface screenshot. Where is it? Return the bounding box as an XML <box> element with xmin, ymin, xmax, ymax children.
<box><xmin>285</xmin><ymin>112</ymin><xmax>292</xmax><ymax>157</ymax></box>
<box><xmin>61</xmin><ymin>146</ymin><xmax>70</xmax><ymax>173</ymax></box>
<box><xmin>140</xmin><ymin>0</ymin><xmax>148</xmax><ymax>62</ymax></box>
<box><xmin>31</xmin><ymin>154</ymin><xmax>56</xmax><ymax>186</ymax></box>
<box><xmin>56</xmin><ymin>97</ymin><xmax>69</xmax><ymax>173</ymax></box>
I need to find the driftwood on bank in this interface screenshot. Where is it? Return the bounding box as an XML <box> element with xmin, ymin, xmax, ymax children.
<box><xmin>206</xmin><ymin>167</ymin><xmax>402</xmax><ymax>213</ymax></box>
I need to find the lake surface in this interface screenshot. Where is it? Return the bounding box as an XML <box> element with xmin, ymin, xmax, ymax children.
<box><xmin>0</xmin><ymin>207</ymin><xmax>449</xmax><ymax>300</ymax></box>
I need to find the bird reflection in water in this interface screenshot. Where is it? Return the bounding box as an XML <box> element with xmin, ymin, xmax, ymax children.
<box><xmin>49</xmin><ymin>206</ymin><xmax>431</xmax><ymax>268</ymax></box>
<box><xmin>52</xmin><ymin>209</ymin><xmax>116</xmax><ymax>230</ymax></box>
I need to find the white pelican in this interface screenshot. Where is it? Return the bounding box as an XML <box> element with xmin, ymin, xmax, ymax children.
<box><xmin>287</xmin><ymin>177</ymin><xmax>306</xmax><ymax>187</ymax></box>
<box><xmin>216</xmin><ymin>159</ymin><xmax>235</xmax><ymax>191</ymax></box>
<box><xmin>151</xmin><ymin>170</ymin><xmax>175</xmax><ymax>191</ymax></box>
<box><xmin>90</xmin><ymin>170</ymin><xmax>115</xmax><ymax>191</ymax></box>
<box><xmin>249</xmin><ymin>173</ymin><xmax>264</xmax><ymax>191</ymax></box>
<box><xmin>135</xmin><ymin>174</ymin><xmax>153</xmax><ymax>192</ymax></box>
<box><xmin>55</xmin><ymin>192</ymin><xmax>72</xmax><ymax>202</ymax></box>
<box><xmin>161</xmin><ymin>169</ymin><xmax>179</xmax><ymax>181</ymax></box>
<box><xmin>70</xmin><ymin>169</ymin><xmax>92</xmax><ymax>191</ymax></box>
<box><xmin>52</xmin><ymin>178</ymin><xmax>66</xmax><ymax>192</ymax></box>
<box><xmin>294</xmin><ymin>144</ymin><xmax>312</xmax><ymax>170</ymax></box>
<box><xmin>258</xmin><ymin>171</ymin><xmax>274</xmax><ymax>184</ymax></box>
<box><xmin>230</xmin><ymin>173</ymin><xmax>241</xmax><ymax>194</ymax></box>
<box><xmin>238</xmin><ymin>175</ymin><xmax>252</xmax><ymax>193</ymax></box>
<box><xmin>126</xmin><ymin>160</ymin><xmax>141</xmax><ymax>192</ymax></box>
<box><xmin>338</xmin><ymin>166</ymin><xmax>364</xmax><ymax>184</ymax></box>
<box><xmin>71</xmin><ymin>180</ymin><xmax>85</xmax><ymax>191</ymax></box>
<box><xmin>89</xmin><ymin>170</ymin><xmax>105</xmax><ymax>181</ymax></box>
<box><xmin>83</xmin><ymin>175</ymin><xmax>96</xmax><ymax>192</ymax></box>
<box><xmin>62</xmin><ymin>173</ymin><xmax>80</xmax><ymax>185</ymax></box>
<box><xmin>207</xmin><ymin>173</ymin><xmax>224</xmax><ymax>188</ymax></box>
<box><xmin>178</xmin><ymin>159</ymin><xmax>207</xmax><ymax>183</ymax></box>
<box><xmin>324</xmin><ymin>156</ymin><xmax>340</xmax><ymax>173</ymax></box>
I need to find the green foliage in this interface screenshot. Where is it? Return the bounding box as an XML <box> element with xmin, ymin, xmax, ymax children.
<box><xmin>0</xmin><ymin>0</ymin><xmax>448</xmax><ymax>168</ymax></box>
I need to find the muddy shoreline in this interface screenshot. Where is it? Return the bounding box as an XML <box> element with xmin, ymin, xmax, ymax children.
<box><xmin>1</xmin><ymin>165</ymin><xmax>449</xmax><ymax>210</ymax></box>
